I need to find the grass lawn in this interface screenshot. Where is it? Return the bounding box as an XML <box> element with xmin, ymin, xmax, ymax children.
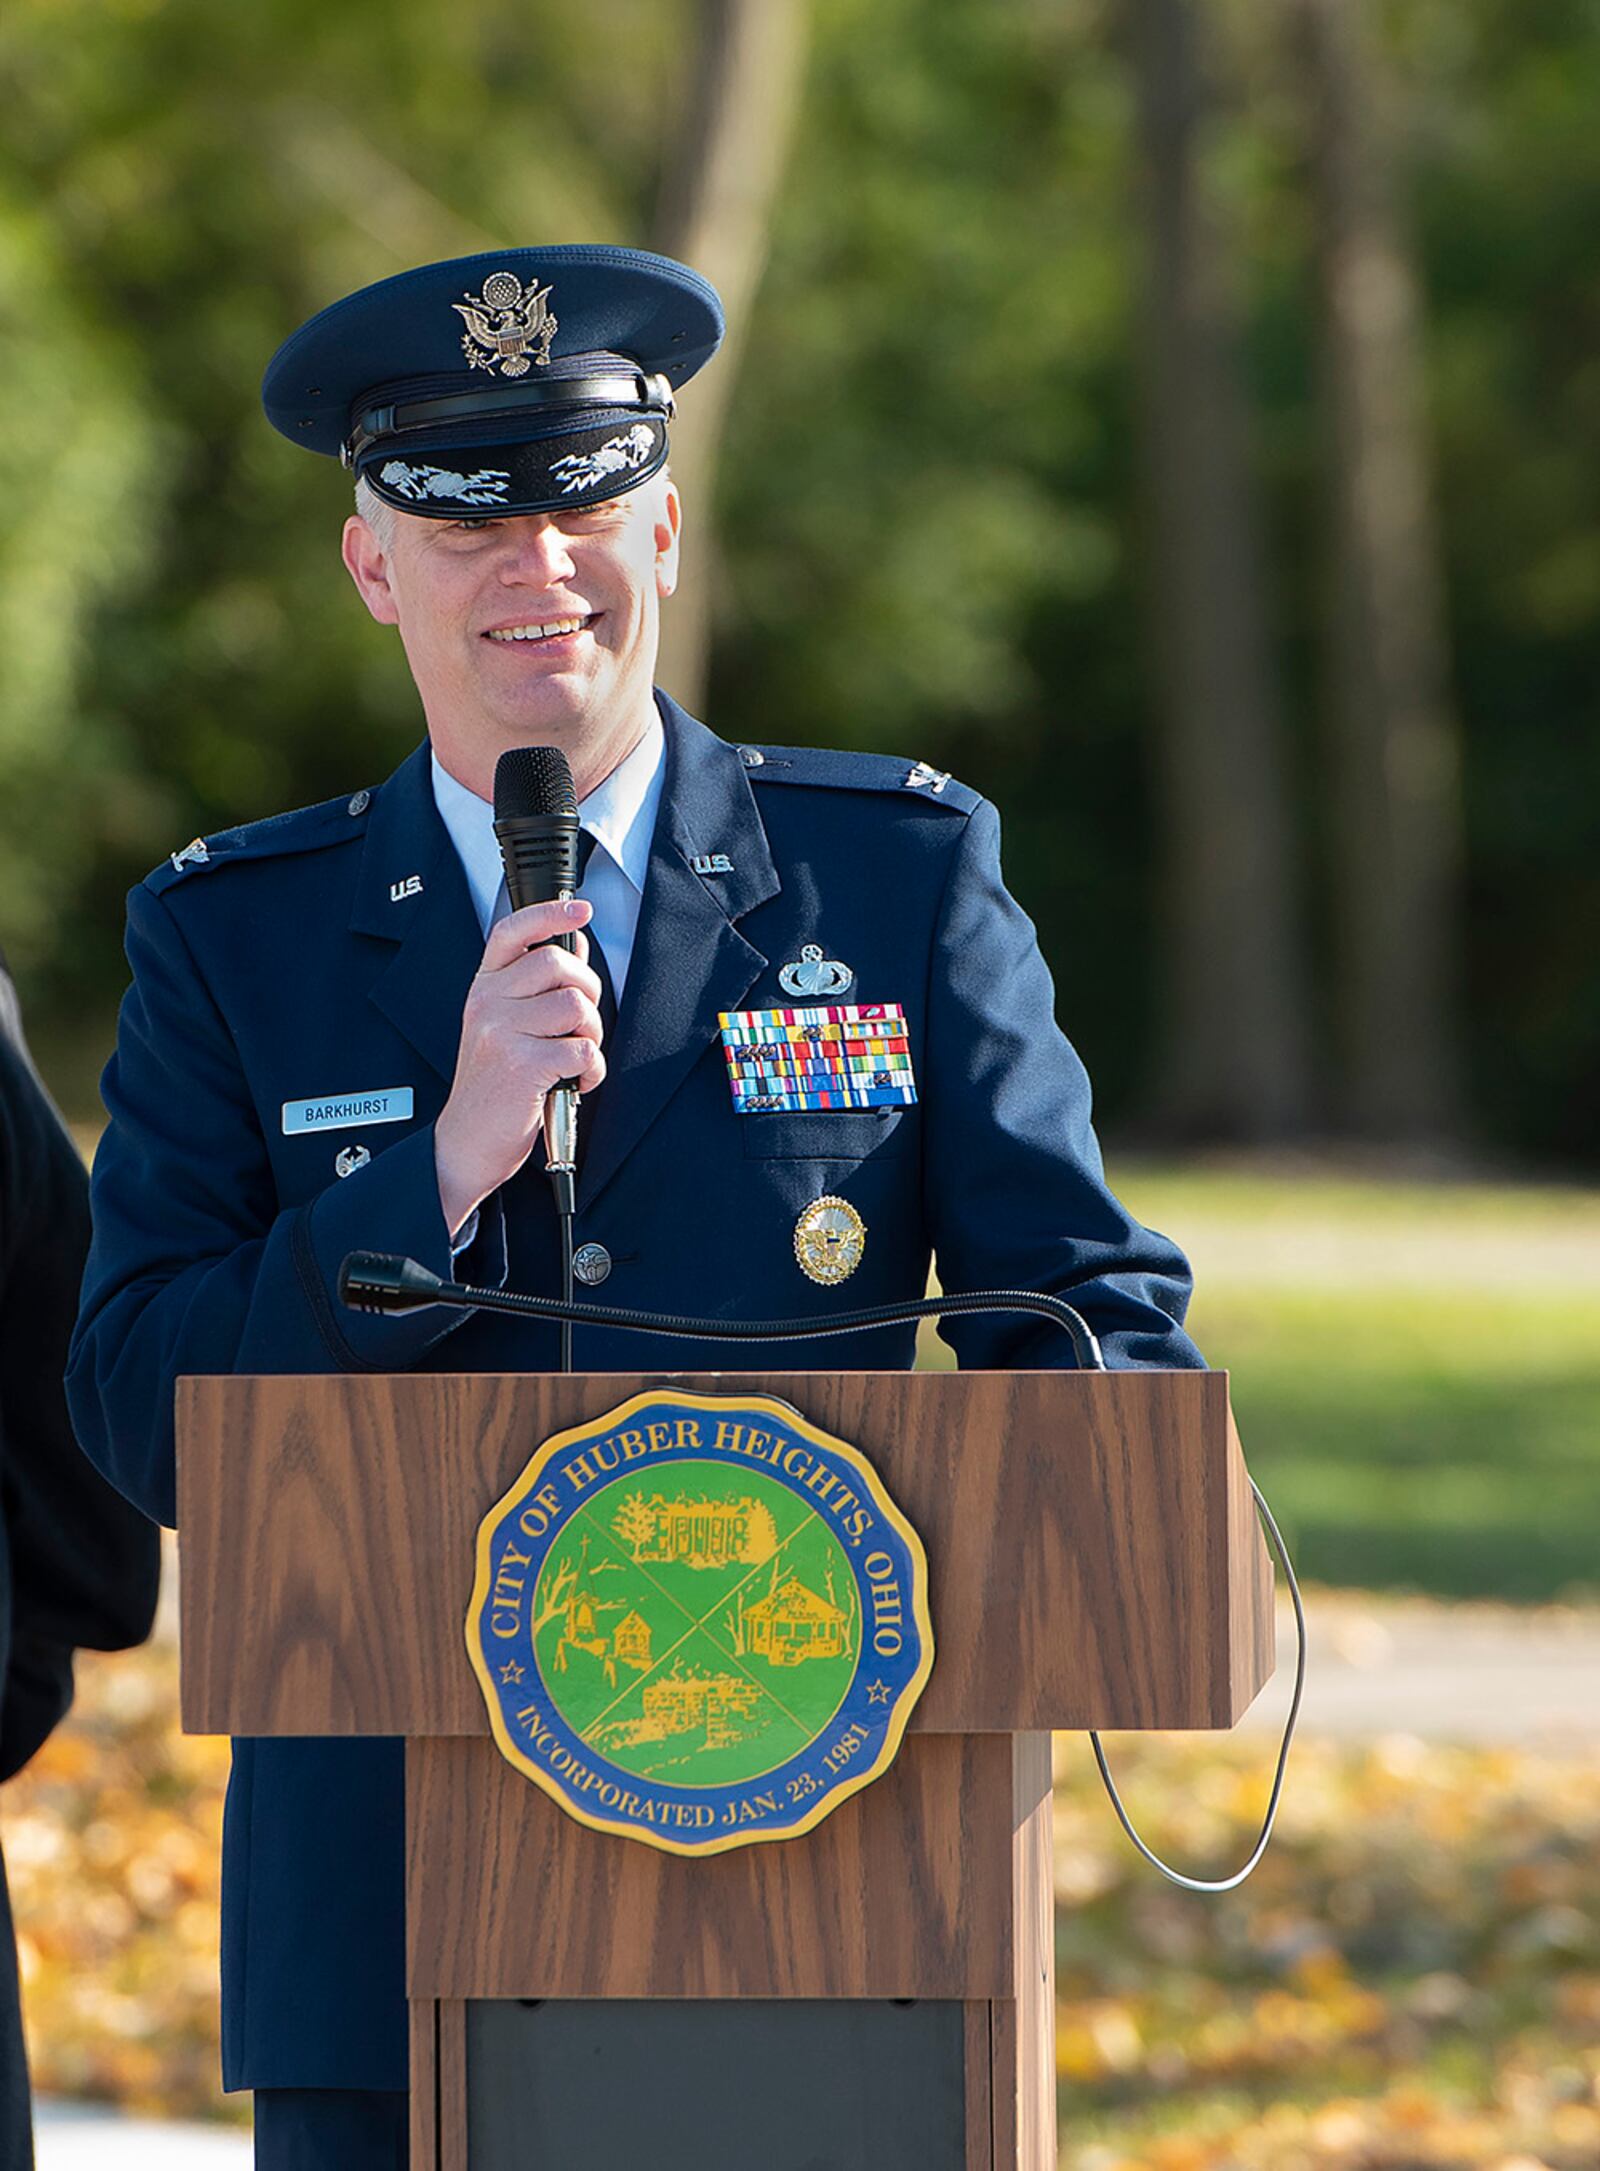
<box><xmin>1184</xmin><ymin>1288</ymin><xmax>1599</xmax><ymax>1602</ymax></box>
<box><xmin>923</xmin><ymin>1164</ymin><xmax>1600</xmax><ymax>1605</ymax></box>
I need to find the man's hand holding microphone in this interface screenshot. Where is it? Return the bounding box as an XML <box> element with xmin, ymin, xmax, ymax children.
<box><xmin>433</xmin><ymin>898</ymin><xmax>605</xmax><ymax>1239</ymax></box>
<box><xmin>434</xmin><ymin>745</ymin><xmax>602</xmax><ymax>1239</ymax></box>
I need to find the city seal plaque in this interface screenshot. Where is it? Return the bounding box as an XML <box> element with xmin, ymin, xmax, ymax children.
<box><xmin>466</xmin><ymin>1389</ymin><xmax>933</xmax><ymax>1854</ymax></box>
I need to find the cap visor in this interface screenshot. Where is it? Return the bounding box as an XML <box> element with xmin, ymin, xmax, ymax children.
<box><xmin>359</xmin><ymin>413</ymin><xmax>668</xmax><ymax>517</ymax></box>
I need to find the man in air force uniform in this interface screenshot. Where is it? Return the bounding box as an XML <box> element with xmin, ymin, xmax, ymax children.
<box><xmin>68</xmin><ymin>246</ymin><xmax>1203</xmax><ymax>2167</ymax></box>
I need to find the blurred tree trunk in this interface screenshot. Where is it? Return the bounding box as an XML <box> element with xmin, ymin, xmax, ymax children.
<box><xmin>652</xmin><ymin>0</ymin><xmax>811</xmax><ymax>713</ymax></box>
<box><xmin>1129</xmin><ymin>0</ymin><xmax>1313</xmax><ymax>1140</ymax></box>
<box><xmin>1294</xmin><ymin>0</ymin><xmax>1464</xmax><ymax>1143</ymax></box>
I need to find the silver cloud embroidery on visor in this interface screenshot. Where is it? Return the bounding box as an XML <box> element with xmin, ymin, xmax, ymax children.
<box><xmin>548</xmin><ymin>424</ymin><xmax>656</xmax><ymax>496</ymax></box>
<box><xmin>378</xmin><ymin>460</ymin><xmax>512</xmax><ymax>506</ymax></box>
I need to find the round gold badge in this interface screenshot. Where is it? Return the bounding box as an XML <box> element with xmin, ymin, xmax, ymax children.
<box><xmin>794</xmin><ymin>1195</ymin><xmax>866</xmax><ymax>1285</ymax></box>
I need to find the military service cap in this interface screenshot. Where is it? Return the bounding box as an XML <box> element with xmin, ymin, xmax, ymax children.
<box><xmin>261</xmin><ymin>245</ymin><xmax>723</xmax><ymax>519</ymax></box>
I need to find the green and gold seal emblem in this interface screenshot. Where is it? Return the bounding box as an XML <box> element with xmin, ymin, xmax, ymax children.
<box><xmin>466</xmin><ymin>1390</ymin><xmax>933</xmax><ymax>1854</ymax></box>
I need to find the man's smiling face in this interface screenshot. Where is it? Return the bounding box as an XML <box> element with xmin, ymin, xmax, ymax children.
<box><xmin>341</xmin><ymin>473</ymin><xmax>680</xmax><ymax>798</ymax></box>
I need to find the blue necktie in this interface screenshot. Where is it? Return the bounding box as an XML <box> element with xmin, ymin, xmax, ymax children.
<box><xmin>574</xmin><ymin>830</ymin><xmax>618</xmax><ymax>1049</ymax></box>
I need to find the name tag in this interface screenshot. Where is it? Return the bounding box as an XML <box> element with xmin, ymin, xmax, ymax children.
<box><xmin>282</xmin><ymin>1088</ymin><xmax>414</xmax><ymax>1135</ymax></box>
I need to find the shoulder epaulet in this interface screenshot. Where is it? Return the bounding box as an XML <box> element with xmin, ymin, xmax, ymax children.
<box><xmin>144</xmin><ymin>785</ymin><xmax>377</xmax><ymax>894</ymax></box>
<box><xmin>734</xmin><ymin>743</ymin><xmax>981</xmax><ymax>814</ymax></box>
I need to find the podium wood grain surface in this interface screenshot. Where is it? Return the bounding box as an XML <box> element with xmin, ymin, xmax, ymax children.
<box><xmin>177</xmin><ymin>1368</ymin><xmax>1272</xmax><ymax>1739</ymax></box>
<box><xmin>180</xmin><ymin>1368</ymin><xmax>1272</xmax><ymax>2171</ymax></box>
<box><xmin>407</xmin><ymin>1730</ymin><xmax>1019</xmax><ymax>1999</ymax></box>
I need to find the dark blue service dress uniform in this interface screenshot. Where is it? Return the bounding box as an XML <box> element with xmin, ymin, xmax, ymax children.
<box><xmin>67</xmin><ymin>693</ymin><xmax>1203</xmax><ymax>2095</ymax></box>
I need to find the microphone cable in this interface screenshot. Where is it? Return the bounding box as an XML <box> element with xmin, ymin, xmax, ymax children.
<box><xmin>342</xmin><ymin>1251</ymin><xmax>1306</xmax><ymax>1890</ymax></box>
<box><xmin>556</xmin><ymin>1218</ymin><xmax>576</xmax><ymax>1379</ymax></box>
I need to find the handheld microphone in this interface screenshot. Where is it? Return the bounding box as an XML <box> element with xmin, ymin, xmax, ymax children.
<box><xmin>493</xmin><ymin>746</ymin><xmax>583</xmax><ymax>1216</ymax></box>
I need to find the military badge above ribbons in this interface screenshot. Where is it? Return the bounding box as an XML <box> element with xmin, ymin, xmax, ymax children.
<box><xmin>466</xmin><ymin>1390</ymin><xmax>933</xmax><ymax>1854</ymax></box>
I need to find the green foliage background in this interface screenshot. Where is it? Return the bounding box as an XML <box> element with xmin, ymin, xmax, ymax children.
<box><xmin>1</xmin><ymin>0</ymin><xmax>1596</xmax><ymax>1155</ymax></box>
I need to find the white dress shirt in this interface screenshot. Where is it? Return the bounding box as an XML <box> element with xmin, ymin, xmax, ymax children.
<box><xmin>430</xmin><ymin>712</ymin><xmax>665</xmax><ymax>998</ymax></box>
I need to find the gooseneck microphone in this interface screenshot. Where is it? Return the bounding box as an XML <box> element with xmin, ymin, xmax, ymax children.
<box><xmin>492</xmin><ymin>744</ymin><xmax>585</xmax><ymax>1370</ymax></box>
<box><xmin>335</xmin><ymin>1248</ymin><xmax>1307</xmax><ymax>1897</ymax></box>
<box><xmin>493</xmin><ymin>746</ymin><xmax>583</xmax><ymax>1212</ymax></box>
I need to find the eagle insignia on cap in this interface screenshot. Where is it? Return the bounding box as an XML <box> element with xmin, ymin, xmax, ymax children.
<box><xmin>453</xmin><ymin>271</ymin><xmax>558</xmax><ymax>378</ymax></box>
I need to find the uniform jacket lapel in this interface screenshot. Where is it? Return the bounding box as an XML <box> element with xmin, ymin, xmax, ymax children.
<box><xmin>578</xmin><ymin>696</ymin><xmax>780</xmax><ymax>1211</ymax></box>
<box><xmin>349</xmin><ymin>742</ymin><xmax>483</xmax><ymax>1087</ymax></box>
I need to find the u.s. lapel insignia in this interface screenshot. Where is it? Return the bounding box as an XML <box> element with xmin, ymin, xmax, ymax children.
<box><xmin>794</xmin><ymin>1195</ymin><xmax>866</xmax><ymax>1286</ymax></box>
<box><xmin>691</xmin><ymin>852</ymin><xmax>734</xmax><ymax>876</ymax></box>
<box><xmin>778</xmin><ymin>945</ymin><xmax>855</xmax><ymax>1000</ymax></box>
<box><xmin>453</xmin><ymin>270</ymin><xmax>557</xmax><ymax>378</ymax></box>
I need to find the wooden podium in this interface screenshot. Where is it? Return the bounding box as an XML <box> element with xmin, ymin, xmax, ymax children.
<box><xmin>177</xmin><ymin>1368</ymin><xmax>1273</xmax><ymax>2171</ymax></box>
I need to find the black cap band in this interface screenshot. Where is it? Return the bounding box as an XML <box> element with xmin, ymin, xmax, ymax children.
<box><xmin>343</xmin><ymin>365</ymin><xmax>675</xmax><ymax>470</ymax></box>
